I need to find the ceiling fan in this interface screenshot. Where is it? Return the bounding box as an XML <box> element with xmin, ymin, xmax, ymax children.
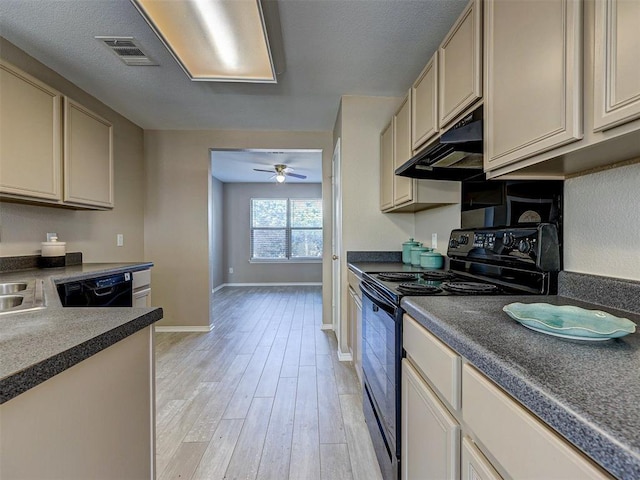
<box><xmin>253</xmin><ymin>164</ymin><xmax>307</xmax><ymax>183</ymax></box>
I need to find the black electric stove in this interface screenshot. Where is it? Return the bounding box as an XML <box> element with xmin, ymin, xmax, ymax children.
<box><xmin>360</xmin><ymin>223</ymin><xmax>561</xmax><ymax>480</ymax></box>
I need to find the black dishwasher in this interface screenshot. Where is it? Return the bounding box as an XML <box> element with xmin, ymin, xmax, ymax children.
<box><xmin>57</xmin><ymin>272</ymin><xmax>133</xmax><ymax>307</ymax></box>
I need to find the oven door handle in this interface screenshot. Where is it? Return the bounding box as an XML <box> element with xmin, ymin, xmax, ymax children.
<box><xmin>360</xmin><ymin>282</ymin><xmax>396</xmax><ymax>317</ymax></box>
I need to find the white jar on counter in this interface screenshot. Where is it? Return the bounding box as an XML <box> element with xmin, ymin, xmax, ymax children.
<box><xmin>40</xmin><ymin>236</ymin><xmax>66</xmax><ymax>268</ymax></box>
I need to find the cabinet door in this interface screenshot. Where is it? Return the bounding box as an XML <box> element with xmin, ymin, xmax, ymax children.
<box><xmin>438</xmin><ymin>0</ymin><xmax>482</xmax><ymax>128</ymax></box>
<box><xmin>133</xmin><ymin>288</ymin><xmax>151</xmax><ymax>308</ymax></box>
<box><xmin>462</xmin><ymin>437</ymin><xmax>503</xmax><ymax>480</ymax></box>
<box><xmin>463</xmin><ymin>364</ymin><xmax>610</xmax><ymax>480</ymax></box>
<box><xmin>485</xmin><ymin>0</ymin><xmax>583</xmax><ymax>171</ymax></box>
<box><xmin>593</xmin><ymin>0</ymin><xmax>640</xmax><ymax>131</ymax></box>
<box><xmin>402</xmin><ymin>359</ymin><xmax>460</xmax><ymax>480</ymax></box>
<box><xmin>63</xmin><ymin>98</ymin><xmax>114</xmax><ymax>208</ymax></box>
<box><xmin>412</xmin><ymin>52</ymin><xmax>439</xmax><ymax>150</ymax></box>
<box><xmin>0</xmin><ymin>61</ymin><xmax>62</xmax><ymax>201</ymax></box>
<box><xmin>393</xmin><ymin>93</ymin><xmax>414</xmax><ymax>206</ymax></box>
<box><xmin>380</xmin><ymin>120</ymin><xmax>394</xmax><ymax>211</ymax></box>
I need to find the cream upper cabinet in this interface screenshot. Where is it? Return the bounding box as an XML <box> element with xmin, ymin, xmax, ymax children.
<box><xmin>393</xmin><ymin>92</ymin><xmax>414</xmax><ymax>206</ymax></box>
<box><xmin>438</xmin><ymin>0</ymin><xmax>482</xmax><ymax>128</ymax></box>
<box><xmin>380</xmin><ymin>92</ymin><xmax>460</xmax><ymax>213</ymax></box>
<box><xmin>484</xmin><ymin>0</ymin><xmax>583</xmax><ymax>171</ymax></box>
<box><xmin>0</xmin><ymin>60</ymin><xmax>62</xmax><ymax>201</ymax></box>
<box><xmin>63</xmin><ymin>98</ymin><xmax>114</xmax><ymax>209</ymax></box>
<box><xmin>412</xmin><ymin>51</ymin><xmax>439</xmax><ymax>150</ymax></box>
<box><xmin>379</xmin><ymin>120</ymin><xmax>394</xmax><ymax>211</ymax></box>
<box><xmin>593</xmin><ymin>0</ymin><xmax>640</xmax><ymax>132</ymax></box>
<box><xmin>402</xmin><ymin>359</ymin><xmax>460</xmax><ymax>480</ymax></box>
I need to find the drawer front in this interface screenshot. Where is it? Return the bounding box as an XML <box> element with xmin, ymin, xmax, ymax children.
<box><xmin>462</xmin><ymin>365</ymin><xmax>611</xmax><ymax>479</ymax></box>
<box><xmin>347</xmin><ymin>270</ymin><xmax>361</xmax><ymax>298</ymax></box>
<box><xmin>133</xmin><ymin>270</ymin><xmax>151</xmax><ymax>290</ymax></box>
<box><xmin>403</xmin><ymin>314</ymin><xmax>461</xmax><ymax>410</ymax></box>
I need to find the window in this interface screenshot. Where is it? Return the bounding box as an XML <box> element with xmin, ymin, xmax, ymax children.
<box><xmin>251</xmin><ymin>198</ymin><xmax>322</xmax><ymax>261</ymax></box>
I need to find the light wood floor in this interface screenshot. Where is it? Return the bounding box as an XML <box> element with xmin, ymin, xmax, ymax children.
<box><xmin>155</xmin><ymin>285</ymin><xmax>383</xmax><ymax>480</ymax></box>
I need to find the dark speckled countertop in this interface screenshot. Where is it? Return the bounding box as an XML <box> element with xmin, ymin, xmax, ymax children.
<box><xmin>0</xmin><ymin>263</ymin><xmax>163</xmax><ymax>404</ymax></box>
<box><xmin>402</xmin><ymin>295</ymin><xmax>640</xmax><ymax>479</ymax></box>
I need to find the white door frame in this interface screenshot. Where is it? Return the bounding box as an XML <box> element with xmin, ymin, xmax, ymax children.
<box><xmin>330</xmin><ymin>138</ymin><xmax>342</xmax><ymax>336</ymax></box>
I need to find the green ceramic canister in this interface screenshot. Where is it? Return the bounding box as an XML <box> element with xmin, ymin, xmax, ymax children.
<box><xmin>402</xmin><ymin>238</ymin><xmax>421</xmax><ymax>264</ymax></box>
<box><xmin>410</xmin><ymin>246</ymin><xmax>431</xmax><ymax>266</ymax></box>
<box><xmin>420</xmin><ymin>250</ymin><xmax>444</xmax><ymax>269</ymax></box>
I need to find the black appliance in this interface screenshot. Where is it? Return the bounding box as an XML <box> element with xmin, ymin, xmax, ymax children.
<box><xmin>461</xmin><ymin>179</ymin><xmax>563</xmax><ymax>230</ymax></box>
<box><xmin>395</xmin><ymin>107</ymin><xmax>484</xmax><ymax>181</ymax></box>
<box><xmin>360</xmin><ymin>224</ymin><xmax>561</xmax><ymax>480</ymax></box>
<box><xmin>57</xmin><ymin>272</ymin><xmax>133</xmax><ymax>307</ymax></box>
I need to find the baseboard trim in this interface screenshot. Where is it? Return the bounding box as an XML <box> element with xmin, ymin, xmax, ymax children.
<box><xmin>337</xmin><ymin>351</ymin><xmax>353</xmax><ymax>362</ymax></box>
<box><xmin>212</xmin><ymin>284</ymin><xmax>226</xmax><ymax>293</ymax></box>
<box><xmin>155</xmin><ymin>325</ymin><xmax>213</xmax><ymax>333</ymax></box>
<box><xmin>219</xmin><ymin>282</ymin><xmax>322</xmax><ymax>287</ymax></box>
<box><xmin>320</xmin><ymin>323</ymin><xmax>334</xmax><ymax>331</ymax></box>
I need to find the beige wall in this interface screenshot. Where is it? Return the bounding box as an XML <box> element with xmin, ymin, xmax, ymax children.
<box><xmin>414</xmin><ymin>204</ymin><xmax>461</xmax><ymax>252</ymax></box>
<box><xmin>335</xmin><ymin>95</ymin><xmax>412</xmax><ymax>354</ymax></box>
<box><xmin>144</xmin><ymin>130</ymin><xmax>332</xmax><ymax>328</ymax></box>
<box><xmin>222</xmin><ymin>183</ymin><xmax>322</xmax><ymax>284</ymax></box>
<box><xmin>564</xmin><ymin>161</ymin><xmax>640</xmax><ymax>281</ymax></box>
<box><xmin>0</xmin><ymin>38</ymin><xmax>145</xmax><ymax>262</ymax></box>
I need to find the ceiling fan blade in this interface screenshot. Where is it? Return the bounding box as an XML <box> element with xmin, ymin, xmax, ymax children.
<box><xmin>253</xmin><ymin>168</ymin><xmax>275</xmax><ymax>173</ymax></box>
<box><xmin>286</xmin><ymin>172</ymin><xmax>307</xmax><ymax>179</ymax></box>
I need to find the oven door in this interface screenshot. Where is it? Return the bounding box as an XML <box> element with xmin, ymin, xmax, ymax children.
<box><xmin>360</xmin><ymin>281</ymin><xmax>401</xmax><ymax>480</ymax></box>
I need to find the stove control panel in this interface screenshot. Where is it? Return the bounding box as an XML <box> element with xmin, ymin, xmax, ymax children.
<box><xmin>447</xmin><ymin>224</ymin><xmax>560</xmax><ymax>271</ymax></box>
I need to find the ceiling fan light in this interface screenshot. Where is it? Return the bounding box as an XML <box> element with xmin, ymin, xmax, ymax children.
<box><xmin>276</xmin><ymin>174</ymin><xmax>286</xmax><ymax>183</ymax></box>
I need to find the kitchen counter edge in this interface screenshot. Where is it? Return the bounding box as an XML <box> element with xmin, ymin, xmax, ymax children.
<box><xmin>0</xmin><ymin>262</ymin><xmax>162</xmax><ymax>404</ymax></box>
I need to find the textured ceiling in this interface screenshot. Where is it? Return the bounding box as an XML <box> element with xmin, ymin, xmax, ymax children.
<box><xmin>0</xmin><ymin>0</ymin><xmax>468</xmax><ymax>132</ymax></box>
<box><xmin>211</xmin><ymin>149</ymin><xmax>322</xmax><ymax>183</ymax></box>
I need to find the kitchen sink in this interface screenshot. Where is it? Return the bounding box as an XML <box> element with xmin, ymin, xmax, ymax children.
<box><xmin>0</xmin><ymin>282</ymin><xmax>28</xmax><ymax>294</ymax></box>
<box><xmin>0</xmin><ymin>279</ymin><xmax>45</xmax><ymax>315</ymax></box>
<box><xmin>0</xmin><ymin>295</ymin><xmax>24</xmax><ymax>310</ymax></box>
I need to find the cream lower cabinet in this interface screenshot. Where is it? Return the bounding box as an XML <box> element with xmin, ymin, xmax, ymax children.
<box><xmin>347</xmin><ymin>270</ymin><xmax>362</xmax><ymax>383</ymax></box>
<box><xmin>0</xmin><ymin>61</ymin><xmax>113</xmax><ymax>209</ymax></box>
<box><xmin>0</xmin><ymin>326</ymin><xmax>155</xmax><ymax>479</ymax></box>
<box><xmin>484</xmin><ymin>0</ymin><xmax>583</xmax><ymax>171</ymax></box>
<box><xmin>402</xmin><ymin>359</ymin><xmax>460</xmax><ymax>480</ymax></box>
<box><xmin>133</xmin><ymin>269</ymin><xmax>152</xmax><ymax>308</ymax></box>
<box><xmin>0</xmin><ymin>60</ymin><xmax>62</xmax><ymax>201</ymax></box>
<box><xmin>403</xmin><ymin>314</ymin><xmax>612</xmax><ymax>480</ymax></box>
<box><xmin>593</xmin><ymin>0</ymin><xmax>640</xmax><ymax>132</ymax></box>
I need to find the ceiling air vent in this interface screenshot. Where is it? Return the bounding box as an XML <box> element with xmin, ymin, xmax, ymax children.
<box><xmin>96</xmin><ymin>36</ymin><xmax>158</xmax><ymax>66</ymax></box>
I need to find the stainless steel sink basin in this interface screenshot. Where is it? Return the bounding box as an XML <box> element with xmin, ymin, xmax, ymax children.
<box><xmin>0</xmin><ymin>295</ymin><xmax>24</xmax><ymax>310</ymax></box>
<box><xmin>0</xmin><ymin>280</ymin><xmax>45</xmax><ymax>315</ymax></box>
<box><xmin>0</xmin><ymin>282</ymin><xmax>28</xmax><ymax>294</ymax></box>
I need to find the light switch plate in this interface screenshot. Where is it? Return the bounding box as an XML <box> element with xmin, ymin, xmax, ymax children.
<box><xmin>116</xmin><ymin>234</ymin><xmax>124</xmax><ymax>247</ymax></box>
<box><xmin>431</xmin><ymin>233</ymin><xmax>438</xmax><ymax>249</ymax></box>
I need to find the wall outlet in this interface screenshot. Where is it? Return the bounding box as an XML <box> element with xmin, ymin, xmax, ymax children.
<box><xmin>431</xmin><ymin>233</ymin><xmax>438</xmax><ymax>249</ymax></box>
<box><xmin>229</xmin><ymin>267</ymin><xmax>234</xmax><ymax>274</ymax></box>
<box><xmin>116</xmin><ymin>234</ymin><xmax>124</xmax><ymax>247</ymax></box>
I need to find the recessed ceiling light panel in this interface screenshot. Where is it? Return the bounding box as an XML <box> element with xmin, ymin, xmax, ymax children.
<box><xmin>131</xmin><ymin>0</ymin><xmax>277</xmax><ymax>83</ymax></box>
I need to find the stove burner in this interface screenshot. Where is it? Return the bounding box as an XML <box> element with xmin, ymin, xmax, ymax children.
<box><xmin>420</xmin><ymin>270</ymin><xmax>456</xmax><ymax>281</ymax></box>
<box><xmin>397</xmin><ymin>283</ymin><xmax>443</xmax><ymax>295</ymax></box>
<box><xmin>442</xmin><ymin>282</ymin><xmax>499</xmax><ymax>295</ymax></box>
<box><xmin>377</xmin><ymin>272</ymin><xmax>418</xmax><ymax>282</ymax></box>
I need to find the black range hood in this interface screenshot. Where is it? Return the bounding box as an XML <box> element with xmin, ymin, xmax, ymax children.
<box><xmin>395</xmin><ymin>106</ymin><xmax>485</xmax><ymax>181</ymax></box>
